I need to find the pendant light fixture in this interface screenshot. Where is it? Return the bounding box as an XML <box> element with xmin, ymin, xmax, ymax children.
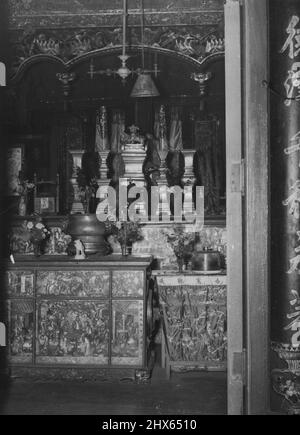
<box><xmin>117</xmin><ymin>0</ymin><xmax>131</xmax><ymax>82</ymax></box>
<box><xmin>130</xmin><ymin>0</ymin><xmax>160</xmax><ymax>98</ymax></box>
<box><xmin>88</xmin><ymin>0</ymin><xmax>131</xmax><ymax>84</ymax></box>
<box><xmin>88</xmin><ymin>0</ymin><xmax>160</xmax><ymax>94</ymax></box>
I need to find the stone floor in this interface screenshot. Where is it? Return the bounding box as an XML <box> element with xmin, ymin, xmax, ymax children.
<box><xmin>0</xmin><ymin>367</ymin><xmax>227</xmax><ymax>415</ymax></box>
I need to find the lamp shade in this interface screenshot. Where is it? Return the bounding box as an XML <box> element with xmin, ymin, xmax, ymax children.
<box><xmin>130</xmin><ymin>73</ymin><xmax>160</xmax><ymax>98</ymax></box>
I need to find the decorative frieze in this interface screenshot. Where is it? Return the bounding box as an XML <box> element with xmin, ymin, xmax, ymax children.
<box><xmin>10</xmin><ymin>26</ymin><xmax>224</xmax><ymax>77</ymax></box>
<box><xmin>9</xmin><ymin>0</ymin><xmax>224</xmax><ymax>15</ymax></box>
<box><xmin>8</xmin><ymin>0</ymin><xmax>224</xmax><ymax>29</ymax></box>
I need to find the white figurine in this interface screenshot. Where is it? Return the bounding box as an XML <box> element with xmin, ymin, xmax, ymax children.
<box><xmin>74</xmin><ymin>239</ymin><xmax>86</xmax><ymax>260</ymax></box>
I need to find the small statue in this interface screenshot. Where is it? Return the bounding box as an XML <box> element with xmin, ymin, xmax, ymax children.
<box><xmin>74</xmin><ymin>239</ymin><xmax>86</xmax><ymax>260</ymax></box>
<box><xmin>47</xmin><ymin>227</ymin><xmax>72</xmax><ymax>255</ymax></box>
<box><xmin>121</xmin><ymin>125</ymin><xmax>145</xmax><ymax>150</ymax></box>
<box><xmin>95</xmin><ymin>106</ymin><xmax>109</xmax><ymax>152</ymax></box>
<box><xmin>107</xmin><ymin>234</ymin><xmax>122</xmax><ymax>255</ymax></box>
<box><xmin>128</xmin><ymin>125</ymin><xmax>143</xmax><ymax>144</ymax></box>
<box><xmin>143</xmin><ymin>134</ymin><xmax>161</xmax><ymax>188</ymax></box>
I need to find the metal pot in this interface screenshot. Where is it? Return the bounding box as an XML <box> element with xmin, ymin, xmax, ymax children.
<box><xmin>67</xmin><ymin>214</ymin><xmax>109</xmax><ymax>255</ymax></box>
<box><xmin>191</xmin><ymin>248</ymin><xmax>222</xmax><ymax>272</ymax></box>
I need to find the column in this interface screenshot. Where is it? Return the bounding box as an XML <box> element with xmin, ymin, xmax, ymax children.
<box><xmin>270</xmin><ymin>0</ymin><xmax>300</xmax><ymax>414</ymax></box>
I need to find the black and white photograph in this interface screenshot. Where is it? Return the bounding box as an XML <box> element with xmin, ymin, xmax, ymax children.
<box><xmin>0</xmin><ymin>0</ymin><xmax>299</xmax><ymax>418</ymax></box>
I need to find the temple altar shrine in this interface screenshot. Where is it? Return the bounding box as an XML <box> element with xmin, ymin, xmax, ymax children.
<box><xmin>0</xmin><ymin>0</ymin><xmax>298</xmax><ymax>417</ymax></box>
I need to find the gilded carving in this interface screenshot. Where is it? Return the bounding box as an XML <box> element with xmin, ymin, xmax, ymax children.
<box><xmin>7</xmin><ymin>271</ymin><xmax>34</xmax><ymax>296</ymax></box>
<box><xmin>111</xmin><ymin>300</ymin><xmax>144</xmax><ymax>366</ymax></box>
<box><xmin>36</xmin><ymin>300</ymin><xmax>110</xmax><ymax>365</ymax></box>
<box><xmin>36</xmin><ymin>271</ymin><xmax>110</xmax><ymax>297</ymax></box>
<box><xmin>9</xmin><ymin>299</ymin><xmax>34</xmax><ymax>363</ymax></box>
<box><xmin>112</xmin><ymin>271</ymin><xmax>144</xmax><ymax>297</ymax></box>
<box><xmin>159</xmin><ymin>284</ymin><xmax>227</xmax><ymax>363</ymax></box>
<box><xmin>10</xmin><ymin>26</ymin><xmax>224</xmax><ymax>76</ymax></box>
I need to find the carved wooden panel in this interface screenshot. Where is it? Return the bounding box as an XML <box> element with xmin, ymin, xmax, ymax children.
<box><xmin>9</xmin><ymin>0</ymin><xmax>223</xmax><ymax>14</ymax></box>
<box><xmin>6</xmin><ymin>271</ymin><xmax>35</xmax><ymax>297</ymax></box>
<box><xmin>36</xmin><ymin>271</ymin><xmax>110</xmax><ymax>298</ymax></box>
<box><xmin>159</xmin><ymin>282</ymin><xmax>227</xmax><ymax>363</ymax></box>
<box><xmin>9</xmin><ymin>299</ymin><xmax>34</xmax><ymax>364</ymax></box>
<box><xmin>36</xmin><ymin>300</ymin><xmax>109</xmax><ymax>365</ymax></box>
<box><xmin>111</xmin><ymin>300</ymin><xmax>144</xmax><ymax>366</ymax></box>
<box><xmin>5</xmin><ymin>259</ymin><xmax>152</xmax><ymax>373</ymax></box>
<box><xmin>112</xmin><ymin>271</ymin><xmax>144</xmax><ymax>297</ymax></box>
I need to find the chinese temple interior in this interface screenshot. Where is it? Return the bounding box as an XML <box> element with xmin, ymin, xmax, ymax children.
<box><xmin>0</xmin><ymin>0</ymin><xmax>299</xmax><ymax>416</ymax></box>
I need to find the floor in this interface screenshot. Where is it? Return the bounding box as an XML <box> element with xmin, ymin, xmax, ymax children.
<box><xmin>0</xmin><ymin>367</ymin><xmax>227</xmax><ymax>415</ymax></box>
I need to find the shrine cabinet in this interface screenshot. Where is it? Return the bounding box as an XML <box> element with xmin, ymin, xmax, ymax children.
<box><xmin>2</xmin><ymin>256</ymin><xmax>154</xmax><ymax>381</ymax></box>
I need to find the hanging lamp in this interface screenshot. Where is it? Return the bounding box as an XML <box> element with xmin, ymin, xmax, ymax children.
<box><xmin>88</xmin><ymin>0</ymin><xmax>160</xmax><ymax>91</ymax></box>
<box><xmin>131</xmin><ymin>73</ymin><xmax>159</xmax><ymax>98</ymax></box>
<box><xmin>88</xmin><ymin>0</ymin><xmax>131</xmax><ymax>83</ymax></box>
<box><xmin>130</xmin><ymin>0</ymin><xmax>160</xmax><ymax>98</ymax></box>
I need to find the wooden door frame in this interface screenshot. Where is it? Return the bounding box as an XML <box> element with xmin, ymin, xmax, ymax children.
<box><xmin>225</xmin><ymin>0</ymin><xmax>270</xmax><ymax>415</ymax></box>
<box><xmin>243</xmin><ymin>0</ymin><xmax>270</xmax><ymax>415</ymax></box>
<box><xmin>225</xmin><ymin>0</ymin><xmax>244</xmax><ymax>415</ymax></box>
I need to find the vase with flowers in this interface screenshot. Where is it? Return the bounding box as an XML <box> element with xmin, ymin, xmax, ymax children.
<box><xmin>26</xmin><ymin>216</ymin><xmax>50</xmax><ymax>257</ymax></box>
<box><xmin>105</xmin><ymin>220</ymin><xmax>143</xmax><ymax>256</ymax></box>
<box><xmin>164</xmin><ymin>226</ymin><xmax>195</xmax><ymax>272</ymax></box>
<box><xmin>16</xmin><ymin>173</ymin><xmax>35</xmax><ymax>216</ymax></box>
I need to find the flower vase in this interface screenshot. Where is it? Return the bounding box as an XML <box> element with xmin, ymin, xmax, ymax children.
<box><xmin>121</xmin><ymin>243</ymin><xmax>132</xmax><ymax>257</ymax></box>
<box><xmin>177</xmin><ymin>257</ymin><xmax>184</xmax><ymax>273</ymax></box>
<box><xmin>33</xmin><ymin>242</ymin><xmax>42</xmax><ymax>257</ymax></box>
<box><xmin>18</xmin><ymin>196</ymin><xmax>27</xmax><ymax>216</ymax></box>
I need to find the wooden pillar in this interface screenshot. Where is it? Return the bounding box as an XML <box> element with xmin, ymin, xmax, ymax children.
<box><xmin>270</xmin><ymin>0</ymin><xmax>300</xmax><ymax>349</ymax></box>
<box><xmin>244</xmin><ymin>0</ymin><xmax>269</xmax><ymax>415</ymax></box>
<box><xmin>226</xmin><ymin>0</ymin><xmax>270</xmax><ymax>415</ymax></box>
<box><xmin>270</xmin><ymin>0</ymin><xmax>300</xmax><ymax>414</ymax></box>
<box><xmin>225</xmin><ymin>0</ymin><xmax>244</xmax><ymax>415</ymax></box>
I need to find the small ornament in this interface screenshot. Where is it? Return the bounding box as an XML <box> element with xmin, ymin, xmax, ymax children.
<box><xmin>95</xmin><ymin>106</ymin><xmax>109</xmax><ymax>152</ymax></box>
<box><xmin>74</xmin><ymin>239</ymin><xmax>86</xmax><ymax>260</ymax></box>
<box><xmin>158</xmin><ymin>105</ymin><xmax>169</xmax><ymax>152</ymax></box>
<box><xmin>46</xmin><ymin>227</ymin><xmax>72</xmax><ymax>255</ymax></box>
<box><xmin>18</xmin><ymin>196</ymin><xmax>27</xmax><ymax>216</ymax></box>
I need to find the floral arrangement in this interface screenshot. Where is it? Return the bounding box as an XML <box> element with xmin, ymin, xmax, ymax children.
<box><xmin>164</xmin><ymin>226</ymin><xmax>195</xmax><ymax>269</ymax></box>
<box><xmin>9</xmin><ymin>216</ymin><xmax>50</xmax><ymax>255</ymax></box>
<box><xmin>26</xmin><ymin>216</ymin><xmax>50</xmax><ymax>244</ymax></box>
<box><xmin>105</xmin><ymin>220</ymin><xmax>143</xmax><ymax>247</ymax></box>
